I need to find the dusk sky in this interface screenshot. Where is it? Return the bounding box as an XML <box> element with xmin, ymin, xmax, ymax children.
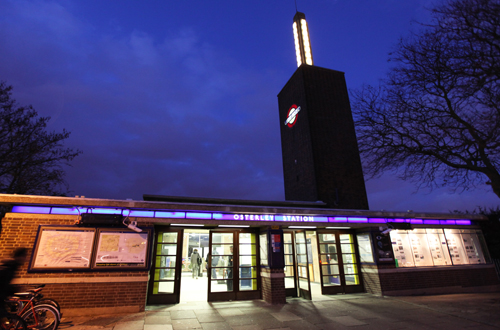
<box><xmin>1</xmin><ymin>0</ymin><xmax>498</xmax><ymax>213</ymax></box>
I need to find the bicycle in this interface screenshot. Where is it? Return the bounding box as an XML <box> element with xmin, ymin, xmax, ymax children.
<box><xmin>0</xmin><ymin>314</ymin><xmax>27</xmax><ymax>330</ymax></box>
<box><xmin>5</xmin><ymin>292</ymin><xmax>59</xmax><ymax>330</ymax></box>
<box><xmin>13</xmin><ymin>286</ymin><xmax>61</xmax><ymax>317</ymax></box>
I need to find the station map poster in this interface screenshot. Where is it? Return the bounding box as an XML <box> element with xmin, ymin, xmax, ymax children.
<box><xmin>30</xmin><ymin>226</ymin><xmax>96</xmax><ymax>271</ymax></box>
<box><xmin>93</xmin><ymin>228</ymin><xmax>152</xmax><ymax>269</ymax></box>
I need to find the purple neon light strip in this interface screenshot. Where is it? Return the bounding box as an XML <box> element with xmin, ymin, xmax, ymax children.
<box><xmin>423</xmin><ymin>220</ymin><xmax>440</xmax><ymax>225</ymax></box>
<box><xmin>8</xmin><ymin>205</ymin><xmax>473</xmax><ymax>225</ymax></box>
<box><xmin>50</xmin><ymin>207</ymin><xmax>80</xmax><ymax>215</ymax></box>
<box><xmin>368</xmin><ymin>218</ymin><xmax>387</xmax><ymax>224</ymax></box>
<box><xmin>11</xmin><ymin>206</ymin><xmax>51</xmax><ymax>214</ymax></box>
<box><xmin>155</xmin><ymin>211</ymin><xmax>186</xmax><ymax>218</ymax></box>
<box><xmin>348</xmin><ymin>217</ymin><xmax>368</xmax><ymax>223</ymax></box>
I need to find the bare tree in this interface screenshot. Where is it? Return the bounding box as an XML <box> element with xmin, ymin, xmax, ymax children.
<box><xmin>0</xmin><ymin>82</ymin><xmax>81</xmax><ymax>195</ymax></box>
<box><xmin>351</xmin><ymin>0</ymin><xmax>500</xmax><ymax>199</ymax></box>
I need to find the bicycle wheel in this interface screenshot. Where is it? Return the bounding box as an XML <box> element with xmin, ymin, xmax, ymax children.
<box><xmin>1</xmin><ymin>314</ymin><xmax>28</xmax><ymax>330</ymax></box>
<box><xmin>21</xmin><ymin>304</ymin><xmax>59</xmax><ymax>330</ymax></box>
<box><xmin>35</xmin><ymin>300</ymin><xmax>61</xmax><ymax>320</ymax></box>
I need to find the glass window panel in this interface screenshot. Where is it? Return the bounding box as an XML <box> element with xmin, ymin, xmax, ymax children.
<box><xmin>157</xmin><ymin>244</ymin><xmax>177</xmax><ymax>255</ymax></box>
<box><xmin>295</xmin><ymin>233</ymin><xmax>306</xmax><ymax>243</ymax></box>
<box><xmin>284</xmin><ymin>254</ymin><xmax>294</xmax><ymax>265</ymax></box>
<box><xmin>285</xmin><ymin>276</ymin><xmax>295</xmax><ymax>289</ymax></box>
<box><xmin>345</xmin><ymin>275</ymin><xmax>360</xmax><ymax>285</ymax></box>
<box><xmin>260</xmin><ymin>233</ymin><xmax>268</xmax><ymax>266</ymax></box>
<box><xmin>340</xmin><ymin>243</ymin><xmax>355</xmax><ymax>253</ymax></box>
<box><xmin>343</xmin><ymin>264</ymin><xmax>358</xmax><ymax>275</ymax></box>
<box><xmin>340</xmin><ymin>234</ymin><xmax>353</xmax><ymax>243</ymax></box>
<box><xmin>240</xmin><ymin>279</ymin><xmax>257</xmax><ymax>291</ymax></box>
<box><xmin>239</xmin><ymin>267</ymin><xmax>255</xmax><ymax>278</ymax></box>
<box><xmin>157</xmin><ymin>281</ymin><xmax>174</xmax><ymax>293</ymax></box>
<box><xmin>320</xmin><ymin>254</ymin><xmax>338</xmax><ymax>264</ymax></box>
<box><xmin>212</xmin><ymin>233</ymin><xmax>233</xmax><ymax>244</ymax></box>
<box><xmin>154</xmin><ymin>268</ymin><xmax>175</xmax><ymax>281</ymax></box>
<box><xmin>296</xmin><ymin>244</ymin><xmax>307</xmax><ymax>254</ymax></box>
<box><xmin>211</xmin><ymin>244</ymin><xmax>233</xmax><ymax>256</ymax></box>
<box><xmin>321</xmin><ymin>264</ymin><xmax>339</xmax><ymax>275</ymax></box>
<box><xmin>160</xmin><ymin>232</ymin><xmax>177</xmax><ymax>243</ymax></box>
<box><xmin>210</xmin><ymin>268</ymin><xmax>224</xmax><ymax>279</ymax></box>
<box><xmin>284</xmin><ymin>265</ymin><xmax>294</xmax><ymax>276</ymax></box>
<box><xmin>460</xmin><ymin>230</ymin><xmax>486</xmax><ymax>264</ymax></box>
<box><xmin>425</xmin><ymin>229</ymin><xmax>452</xmax><ymax>266</ymax></box>
<box><xmin>239</xmin><ymin>244</ymin><xmax>257</xmax><ymax>255</ymax></box>
<box><xmin>319</xmin><ymin>233</ymin><xmax>336</xmax><ymax>243</ymax></box>
<box><xmin>297</xmin><ymin>254</ymin><xmax>308</xmax><ymax>264</ymax></box>
<box><xmin>213</xmin><ymin>267</ymin><xmax>233</xmax><ymax>279</ymax></box>
<box><xmin>284</xmin><ymin>233</ymin><xmax>292</xmax><ymax>244</ymax></box>
<box><xmin>390</xmin><ymin>230</ymin><xmax>415</xmax><ymax>267</ymax></box>
<box><xmin>342</xmin><ymin>254</ymin><xmax>356</xmax><ymax>264</ymax></box>
<box><xmin>444</xmin><ymin>229</ymin><xmax>469</xmax><ymax>265</ymax></box>
<box><xmin>408</xmin><ymin>230</ymin><xmax>434</xmax><ymax>267</ymax></box>
<box><xmin>322</xmin><ymin>275</ymin><xmax>341</xmax><ymax>286</ymax></box>
<box><xmin>210</xmin><ymin>280</ymin><xmax>233</xmax><ymax>292</ymax></box>
<box><xmin>299</xmin><ymin>278</ymin><xmax>309</xmax><ymax>290</ymax></box>
<box><xmin>320</xmin><ymin>244</ymin><xmax>337</xmax><ymax>254</ymax></box>
<box><xmin>210</xmin><ymin>255</ymin><xmax>222</xmax><ymax>267</ymax></box>
<box><xmin>284</xmin><ymin>243</ymin><xmax>293</xmax><ymax>254</ymax></box>
<box><xmin>475</xmin><ymin>230</ymin><xmax>491</xmax><ymax>263</ymax></box>
<box><xmin>239</xmin><ymin>256</ymin><xmax>257</xmax><ymax>266</ymax></box>
<box><xmin>157</xmin><ymin>256</ymin><xmax>176</xmax><ymax>267</ymax></box>
<box><xmin>239</xmin><ymin>233</ymin><xmax>256</xmax><ymax>244</ymax></box>
<box><xmin>357</xmin><ymin>233</ymin><xmax>375</xmax><ymax>263</ymax></box>
<box><xmin>298</xmin><ymin>265</ymin><xmax>307</xmax><ymax>278</ymax></box>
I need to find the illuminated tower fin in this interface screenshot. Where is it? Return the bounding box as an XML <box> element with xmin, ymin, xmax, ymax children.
<box><xmin>293</xmin><ymin>12</ymin><xmax>313</xmax><ymax>67</ymax></box>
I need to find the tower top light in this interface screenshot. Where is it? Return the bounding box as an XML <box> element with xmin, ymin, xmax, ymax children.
<box><xmin>293</xmin><ymin>12</ymin><xmax>313</xmax><ymax>67</ymax></box>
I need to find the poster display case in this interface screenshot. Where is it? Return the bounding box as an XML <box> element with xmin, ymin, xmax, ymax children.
<box><xmin>29</xmin><ymin>225</ymin><xmax>153</xmax><ymax>272</ymax></box>
<box><xmin>390</xmin><ymin>228</ymin><xmax>489</xmax><ymax>268</ymax></box>
<box><xmin>30</xmin><ymin>226</ymin><xmax>96</xmax><ymax>271</ymax></box>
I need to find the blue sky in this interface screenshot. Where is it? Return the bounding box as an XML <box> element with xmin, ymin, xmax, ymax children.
<box><xmin>0</xmin><ymin>0</ymin><xmax>498</xmax><ymax>213</ymax></box>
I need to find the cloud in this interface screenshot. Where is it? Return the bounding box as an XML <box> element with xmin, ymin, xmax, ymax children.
<box><xmin>0</xmin><ymin>0</ymin><xmax>285</xmax><ymax>201</ymax></box>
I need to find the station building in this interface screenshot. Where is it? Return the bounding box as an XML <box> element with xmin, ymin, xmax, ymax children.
<box><xmin>1</xmin><ymin>12</ymin><xmax>499</xmax><ymax>316</ymax></box>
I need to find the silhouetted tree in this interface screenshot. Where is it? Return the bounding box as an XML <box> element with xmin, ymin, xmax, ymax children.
<box><xmin>0</xmin><ymin>82</ymin><xmax>81</xmax><ymax>196</ymax></box>
<box><xmin>351</xmin><ymin>0</ymin><xmax>500</xmax><ymax>199</ymax></box>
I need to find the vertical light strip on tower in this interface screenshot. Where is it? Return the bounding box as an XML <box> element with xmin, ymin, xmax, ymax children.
<box><xmin>292</xmin><ymin>12</ymin><xmax>313</xmax><ymax>67</ymax></box>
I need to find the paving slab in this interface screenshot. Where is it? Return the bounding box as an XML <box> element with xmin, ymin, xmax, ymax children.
<box><xmin>144</xmin><ymin>325</ymin><xmax>173</xmax><ymax>330</ymax></box>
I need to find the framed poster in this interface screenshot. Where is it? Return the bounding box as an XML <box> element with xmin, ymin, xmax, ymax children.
<box><xmin>30</xmin><ymin>226</ymin><xmax>96</xmax><ymax>271</ymax></box>
<box><xmin>93</xmin><ymin>228</ymin><xmax>153</xmax><ymax>270</ymax></box>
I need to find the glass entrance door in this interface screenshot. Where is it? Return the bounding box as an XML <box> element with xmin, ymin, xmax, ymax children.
<box><xmin>294</xmin><ymin>231</ymin><xmax>312</xmax><ymax>300</ymax></box>
<box><xmin>147</xmin><ymin>227</ymin><xmax>183</xmax><ymax>304</ymax></box>
<box><xmin>317</xmin><ymin>231</ymin><xmax>364</xmax><ymax>294</ymax></box>
<box><xmin>207</xmin><ymin>230</ymin><xmax>260</xmax><ymax>302</ymax></box>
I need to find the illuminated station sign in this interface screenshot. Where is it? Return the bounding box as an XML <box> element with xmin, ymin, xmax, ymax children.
<box><xmin>11</xmin><ymin>206</ymin><xmax>471</xmax><ymax>226</ymax></box>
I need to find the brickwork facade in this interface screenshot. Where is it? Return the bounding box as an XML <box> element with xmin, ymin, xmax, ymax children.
<box><xmin>1</xmin><ymin>214</ymin><xmax>151</xmax><ymax>315</ymax></box>
<box><xmin>277</xmin><ymin>65</ymin><xmax>369</xmax><ymax>209</ymax></box>
<box><xmin>261</xmin><ymin>268</ymin><xmax>286</xmax><ymax>304</ymax></box>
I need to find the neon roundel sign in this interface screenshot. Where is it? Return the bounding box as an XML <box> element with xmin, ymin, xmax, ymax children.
<box><xmin>284</xmin><ymin>104</ymin><xmax>301</xmax><ymax>127</ymax></box>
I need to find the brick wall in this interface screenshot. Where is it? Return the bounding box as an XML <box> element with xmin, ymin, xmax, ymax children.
<box><xmin>360</xmin><ymin>264</ymin><xmax>382</xmax><ymax>295</ymax></box>
<box><xmin>1</xmin><ymin>213</ymin><xmax>152</xmax><ymax>314</ymax></box>
<box><xmin>261</xmin><ymin>268</ymin><xmax>286</xmax><ymax>304</ymax></box>
<box><xmin>378</xmin><ymin>266</ymin><xmax>500</xmax><ymax>295</ymax></box>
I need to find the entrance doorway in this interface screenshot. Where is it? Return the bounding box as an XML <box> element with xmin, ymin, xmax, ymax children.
<box><xmin>179</xmin><ymin>229</ymin><xmax>209</xmax><ymax>302</ymax></box>
<box><xmin>284</xmin><ymin>229</ymin><xmax>364</xmax><ymax>300</ymax></box>
<box><xmin>147</xmin><ymin>227</ymin><xmax>261</xmax><ymax>304</ymax></box>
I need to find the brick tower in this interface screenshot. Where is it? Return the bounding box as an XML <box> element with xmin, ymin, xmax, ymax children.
<box><xmin>277</xmin><ymin>12</ymin><xmax>369</xmax><ymax>210</ymax></box>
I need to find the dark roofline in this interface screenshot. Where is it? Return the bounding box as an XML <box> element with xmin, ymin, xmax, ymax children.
<box><xmin>143</xmin><ymin>194</ymin><xmax>328</xmax><ymax>208</ymax></box>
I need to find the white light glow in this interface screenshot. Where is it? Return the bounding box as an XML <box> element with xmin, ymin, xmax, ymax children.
<box><xmin>301</xmin><ymin>19</ymin><xmax>313</xmax><ymax>65</ymax></box>
<box><xmin>218</xmin><ymin>225</ymin><xmax>250</xmax><ymax>228</ymax></box>
<box><xmin>171</xmin><ymin>224</ymin><xmax>204</xmax><ymax>227</ymax></box>
<box><xmin>293</xmin><ymin>22</ymin><xmax>302</xmax><ymax>67</ymax></box>
<box><xmin>288</xmin><ymin>226</ymin><xmax>316</xmax><ymax>229</ymax></box>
